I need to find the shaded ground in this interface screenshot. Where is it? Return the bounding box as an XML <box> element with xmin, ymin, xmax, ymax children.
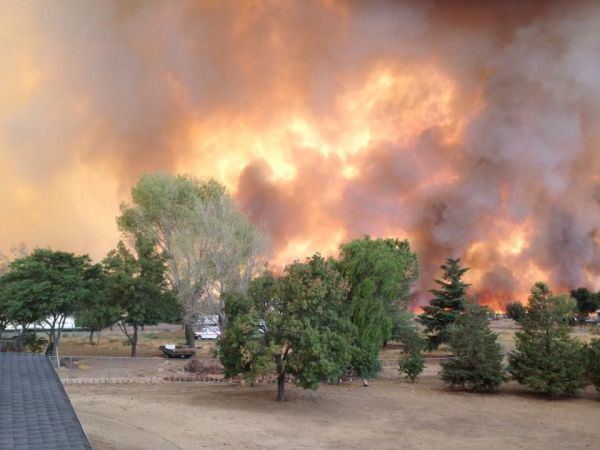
<box><xmin>68</xmin><ymin>377</ymin><xmax>600</xmax><ymax>450</ymax></box>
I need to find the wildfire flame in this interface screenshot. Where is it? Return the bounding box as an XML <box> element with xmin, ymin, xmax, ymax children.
<box><xmin>0</xmin><ymin>1</ymin><xmax>599</xmax><ymax>309</ymax></box>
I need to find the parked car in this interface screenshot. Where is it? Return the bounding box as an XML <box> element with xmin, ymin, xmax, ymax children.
<box><xmin>194</xmin><ymin>327</ymin><xmax>221</xmax><ymax>340</ymax></box>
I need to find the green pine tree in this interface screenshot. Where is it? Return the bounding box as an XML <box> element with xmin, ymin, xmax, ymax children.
<box><xmin>440</xmin><ymin>301</ymin><xmax>505</xmax><ymax>392</ymax></box>
<box><xmin>585</xmin><ymin>339</ymin><xmax>600</xmax><ymax>393</ymax></box>
<box><xmin>508</xmin><ymin>282</ymin><xmax>586</xmax><ymax>397</ymax></box>
<box><xmin>418</xmin><ymin>258</ymin><xmax>469</xmax><ymax>350</ymax></box>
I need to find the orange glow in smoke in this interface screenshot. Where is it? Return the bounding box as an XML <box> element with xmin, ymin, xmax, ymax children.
<box><xmin>1</xmin><ymin>1</ymin><xmax>599</xmax><ymax>311</ymax></box>
<box><xmin>177</xmin><ymin>63</ymin><xmax>464</xmax><ymax>273</ymax></box>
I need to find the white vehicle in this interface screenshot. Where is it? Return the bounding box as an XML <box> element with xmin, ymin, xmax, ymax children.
<box><xmin>194</xmin><ymin>327</ymin><xmax>221</xmax><ymax>340</ymax></box>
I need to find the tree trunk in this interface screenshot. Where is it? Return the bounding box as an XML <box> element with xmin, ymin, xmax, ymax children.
<box><xmin>45</xmin><ymin>342</ymin><xmax>55</xmax><ymax>357</ymax></box>
<box><xmin>54</xmin><ymin>329</ymin><xmax>62</xmax><ymax>361</ymax></box>
<box><xmin>19</xmin><ymin>325</ymin><xmax>27</xmax><ymax>352</ymax></box>
<box><xmin>131</xmin><ymin>324</ymin><xmax>138</xmax><ymax>357</ymax></box>
<box><xmin>46</xmin><ymin>328</ymin><xmax>59</xmax><ymax>360</ymax></box>
<box><xmin>46</xmin><ymin>329</ymin><xmax>55</xmax><ymax>355</ymax></box>
<box><xmin>276</xmin><ymin>372</ymin><xmax>286</xmax><ymax>401</ymax></box>
<box><xmin>89</xmin><ymin>329</ymin><xmax>94</xmax><ymax>344</ymax></box>
<box><xmin>218</xmin><ymin>311</ymin><xmax>228</xmax><ymax>329</ymax></box>
<box><xmin>184</xmin><ymin>323</ymin><xmax>195</xmax><ymax>346</ymax></box>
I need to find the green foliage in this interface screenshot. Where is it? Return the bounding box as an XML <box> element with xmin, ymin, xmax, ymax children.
<box><xmin>570</xmin><ymin>287</ymin><xmax>599</xmax><ymax>318</ymax></box>
<box><xmin>419</xmin><ymin>258</ymin><xmax>469</xmax><ymax>350</ymax></box>
<box><xmin>219</xmin><ymin>255</ymin><xmax>354</xmax><ymax>401</ymax></box>
<box><xmin>0</xmin><ymin>249</ymin><xmax>100</xmax><ymax>355</ymax></box>
<box><xmin>118</xmin><ymin>172</ymin><xmax>226</xmax><ymax>237</ymax></box>
<box><xmin>0</xmin><ymin>289</ymin><xmax>9</xmax><ymax>331</ymax></box>
<box><xmin>117</xmin><ymin>173</ymin><xmax>222</xmax><ymax>344</ymax></box>
<box><xmin>508</xmin><ymin>282</ymin><xmax>586</xmax><ymax>396</ymax></box>
<box><xmin>399</xmin><ymin>352</ymin><xmax>425</xmax><ymax>383</ymax></box>
<box><xmin>74</xmin><ymin>261</ymin><xmax>120</xmax><ymax>335</ymax></box>
<box><xmin>23</xmin><ymin>331</ymin><xmax>48</xmax><ymax>353</ymax></box>
<box><xmin>117</xmin><ymin>172</ymin><xmax>265</xmax><ymax>345</ymax></box>
<box><xmin>395</xmin><ymin>311</ymin><xmax>425</xmax><ymax>382</ymax></box>
<box><xmin>338</xmin><ymin>236</ymin><xmax>418</xmax><ymax>377</ymax></box>
<box><xmin>505</xmin><ymin>301</ymin><xmax>526</xmax><ymax>323</ymax></box>
<box><xmin>584</xmin><ymin>339</ymin><xmax>600</xmax><ymax>392</ymax></box>
<box><xmin>440</xmin><ymin>301</ymin><xmax>505</xmax><ymax>392</ymax></box>
<box><xmin>73</xmin><ymin>294</ymin><xmax>121</xmax><ymax>336</ymax></box>
<box><xmin>102</xmin><ymin>238</ymin><xmax>179</xmax><ymax>356</ymax></box>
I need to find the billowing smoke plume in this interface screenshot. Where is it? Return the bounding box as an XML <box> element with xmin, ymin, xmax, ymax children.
<box><xmin>0</xmin><ymin>1</ymin><xmax>599</xmax><ymax>308</ymax></box>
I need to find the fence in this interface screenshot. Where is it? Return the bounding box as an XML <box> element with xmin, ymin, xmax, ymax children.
<box><xmin>51</xmin><ymin>355</ymin><xmax>223</xmax><ymax>384</ymax></box>
<box><xmin>0</xmin><ymin>335</ymin><xmax>24</xmax><ymax>352</ymax></box>
<box><xmin>51</xmin><ymin>354</ymin><xmax>458</xmax><ymax>384</ymax></box>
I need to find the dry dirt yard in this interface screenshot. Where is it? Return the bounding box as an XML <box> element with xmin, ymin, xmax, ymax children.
<box><xmin>68</xmin><ymin>377</ymin><xmax>600</xmax><ymax>450</ymax></box>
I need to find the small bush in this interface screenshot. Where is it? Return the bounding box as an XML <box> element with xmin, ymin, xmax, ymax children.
<box><xmin>399</xmin><ymin>352</ymin><xmax>425</xmax><ymax>382</ymax></box>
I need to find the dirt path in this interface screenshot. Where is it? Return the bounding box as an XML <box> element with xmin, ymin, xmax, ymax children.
<box><xmin>68</xmin><ymin>378</ymin><xmax>600</xmax><ymax>450</ymax></box>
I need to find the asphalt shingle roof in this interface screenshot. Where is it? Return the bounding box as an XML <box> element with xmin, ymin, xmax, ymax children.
<box><xmin>0</xmin><ymin>352</ymin><xmax>91</xmax><ymax>450</ymax></box>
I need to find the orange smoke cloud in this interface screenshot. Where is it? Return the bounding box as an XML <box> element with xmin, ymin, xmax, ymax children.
<box><xmin>0</xmin><ymin>1</ymin><xmax>599</xmax><ymax>308</ymax></box>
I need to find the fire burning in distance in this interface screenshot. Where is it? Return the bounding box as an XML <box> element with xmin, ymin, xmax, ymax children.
<box><xmin>0</xmin><ymin>1</ymin><xmax>599</xmax><ymax>310</ymax></box>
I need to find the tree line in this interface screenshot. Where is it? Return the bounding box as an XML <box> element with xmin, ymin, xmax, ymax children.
<box><xmin>219</xmin><ymin>237</ymin><xmax>419</xmax><ymax>401</ymax></box>
<box><xmin>0</xmin><ymin>174</ymin><xmax>424</xmax><ymax>400</ymax></box>
<box><xmin>410</xmin><ymin>259</ymin><xmax>600</xmax><ymax>397</ymax></box>
<box><xmin>0</xmin><ymin>240</ymin><xmax>180</xmax><ymax>358</ymax></box>
<box><xmin>506</xmin><ymin>286</ymin><xmax>600</xmax><ymax>325</ymax></box>
<box><xmin>221</xmin><ymin>255</ymin><xmax>600</xmax><ymax>400</ymax></box>
<box><xmin>0</xmin><ymin>172</ymin><xmax>266</xmax><ymax>357</ymax></box>
<box><xmin>2</xmin><ymin>171</ymin><xmax>599</xmax><ymax>401</ymax></box>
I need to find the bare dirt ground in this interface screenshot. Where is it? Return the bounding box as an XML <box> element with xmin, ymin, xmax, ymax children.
<box><xmin>63</xmin><ymin>320</ymin><xmax>600</xmax><ymax>449</ymax></box>
<box><xmin>68</xmin><ymin>377</ymin><xmax>600</xmax><ymax>450</ymax></box>
<box><xmin>59</xmin><ymin>324</ymin><xmax>217</xmax><ymax>358</ymax></box>
<box><xmin>56</xmin><ymin>320</ymin><xmax>599</xmax><ymax>360</ymax></box>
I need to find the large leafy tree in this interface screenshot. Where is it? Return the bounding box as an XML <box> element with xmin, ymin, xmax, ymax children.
<box><xmin>0</xmin><ymin>249</ymin><xmax>99</xmax><ymax>357</ymax></box>
<box><xmin>508</xmin><ymin>282</ymin><xmax>586</xmax><ymax>396</ymax></box>
<box><xmin>118</xmin><ymin>172</ymin><xmax>266</xmax><ymax>345</ymax></box>
<box><xmin>505</xmin><ymin>301</ymin><xmax>526</xmax><ymax>323</ymax></box>
<box><xmin>419</xmin><ymin>258</ymin><xmax>469</xmax><ymax>350</ymax></box>
<box><xmin>74</xmin><ymin>291</ymin><xmax>121</xmax><ymax>345</ymax></box>
<box><xmin>219</xmin><ymin>255</ymin><xmax>354</xmax><ymax>401</ymax></box>
<box><xmin>570</xmin><ymin>287</ymin><xmax>599</xmax><ymax>323</ymax></box>
<box><xmin>102</xmin><ymin>239</ymin><xmax>179</xmax><ymax>357</ymax></box>
<box><xmin>440</xmin><ymin>301</ymin><xmax>505</xmax><ymax>392</ymax></box>
<box><xmin>338</xmin><ymin>237</ymin><xmax>418</xmax><ymax>377</ymax></box>
<box><xmin>0</xmin><ymin>245</ymin><xmax>33</xmax><ymax>338</ymax></box>
<box><xmin>0</xmin><ymin>296</ymin><xmax>8</xmax><ymax>333</ymax></box>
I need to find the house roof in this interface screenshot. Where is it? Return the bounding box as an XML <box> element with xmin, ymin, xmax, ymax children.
<box><xmin>0</xmin><ymin>352</ymin><xmax>91</xmax><ymax>450</ymax></box>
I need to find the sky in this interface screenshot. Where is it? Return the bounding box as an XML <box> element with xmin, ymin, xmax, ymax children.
<box><xmin>1</xmin><ymin>0</ymin><xmax>599</xmax><ymax>307</ymax></box>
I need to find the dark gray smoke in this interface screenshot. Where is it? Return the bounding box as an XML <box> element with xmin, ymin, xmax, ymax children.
<box><xmin>0</xmin><ymin>1</ymin><xmax>598</xmax><ymax>307</ymax></box>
